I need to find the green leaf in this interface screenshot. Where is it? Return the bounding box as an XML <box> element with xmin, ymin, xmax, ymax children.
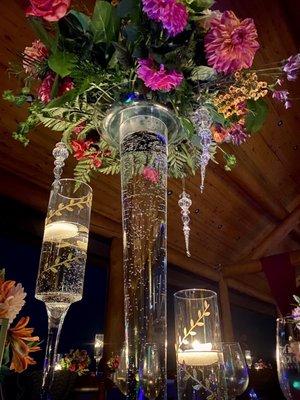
<box><xmin>245</xmin><ymin>98</ymin><xmax>269</xmax><ymax>133</ymax></box>
<box><xmin>190</xmin><ymin>66</ymin><xmax>216</xmax><ymax>81</ymax></box>
<box><xmin>179</xmin><ymin>117</ymin><xmax>195</xmax><ymax>139</ymax></box>
<box><xmin>90</xmin><ymin>0</ymin><xmax>119</xmax><ymax>43</ymax></box>
<box><xmin>48</xmin><ymin>51</ymin><xmax>76</xmax><ymax>78</ymax></box>
<box><xmin>206</xmin><ymin>105</ymin><xmax>226</xmax><ymax>126</ymax></box>
<box><xmin>117</xmin><ymin>0</ymin><xmax>140</xmax><ymax>21</ymax></box>
<box><xmin>68</xmin><ymin>10</ymin><xmax>91</xmax><ymax>32</ymax></box>
<box><xmin>28</xmin><ymin>18</ymin><xmax>55</xmax><ymax>50</ymax></box>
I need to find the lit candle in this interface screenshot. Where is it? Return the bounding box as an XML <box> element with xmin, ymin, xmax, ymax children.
<box><xmin>44</xmin><ymin>221</ymin><xmax>78</xmax><ymax>241</ymax></box>
<box><xmin>177</xmin><ymin>341</ymin><xmax>219</xmax><ymax>366</ymax></box>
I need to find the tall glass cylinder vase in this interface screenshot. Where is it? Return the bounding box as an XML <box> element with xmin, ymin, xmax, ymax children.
<box><xmin>35</xmin><ymin>179</ymin><xmax>92</xmax><ymax>399</ymax></box>
<box><xmin>103</xmin><ymin>103</ymin><xmax>180</xmax><ymax>400</ymax></box>
<box><xmin>174</xmin><ymin>289</ymin><xmax>227</xmax><ymax>400</ymax></box>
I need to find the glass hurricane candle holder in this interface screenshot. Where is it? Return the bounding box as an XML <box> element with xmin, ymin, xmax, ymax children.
<box><xmin>35</xmin><ymin>179</ymin><xmax>92</xmax><ymax>399</ymax></box>
<box><xmin>174</xmin><ymin>289</ymin><xmax>227</xmax><ymax>400</ymax></box>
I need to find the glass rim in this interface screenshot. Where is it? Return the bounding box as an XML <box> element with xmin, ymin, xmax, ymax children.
<box><xmin>277</xmin><ymin>315</ymin><xmax>299</xmax><ymax>323</ymax></box>
<box><xmin>174</xmin><ymin>288</ymin><xmax>217</xmax><ymax>300</ymax></box>
<box><xmin>51</xmin><ymin>178</ymin><xmax>92</xmax><ymax>194</ymax></box>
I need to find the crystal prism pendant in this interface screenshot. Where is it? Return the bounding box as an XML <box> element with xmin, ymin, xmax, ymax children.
<box><xmin>178</xmin><ymin>191</ymin><xmax>192</xmax><ymax>257</ymax></box>
<box><xmin>52</xmin><ymin>142</ymin><xmax>69</xmax><ymax>186</ymax></box>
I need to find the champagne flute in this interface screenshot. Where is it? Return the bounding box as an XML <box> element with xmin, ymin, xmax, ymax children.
<box><xmin>35</xmin><ymin>179</ymin><xmax>92</xmax><ymax>399</ymax></box>
<box><xmin>277</xmin><ymin>316</ymin><xmax>300</xmax><ymax>400</ymax></box>
<box><xmin>222</xmin><ymin>342</ymin><xmax>249</xmax><ymax>400</ymax></box>
<box><xmin>139</xmin><ymin>343</ymin><xmax>163</xmax><ymax>400</ymax></box>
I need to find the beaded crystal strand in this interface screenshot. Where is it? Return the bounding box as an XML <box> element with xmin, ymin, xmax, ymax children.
<box><xmin>178</xmin><ymin>191</ymin><xmax>192</xmax><ymax>257</ymax></box>
<box><xmin>191</xmin><ymin>106</ymin><xmax>213</xmax><ymax>192</ymax></box>
<box><xmin>52</xmin><ymin>142</ymin><xmax>69</xmax><ymax>187</ymax></box>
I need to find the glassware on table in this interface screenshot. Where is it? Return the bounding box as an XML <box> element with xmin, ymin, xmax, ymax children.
<box><xmin>222</xmin><ymin>342</ymin><xmax>249</xmax><ymax>399</ymax></box>
<box><xmin>277</xmin><ymin>316</ymin><xmax>300</xmax><ymax>400</ymax></box>
<box><xmin>94</xmin><ymin>333</ymin><xmax>104</xmax><ymax>364</ymax></box>
<box><xmin>35</xmin><ymin>178</ymin><xmax>92</xmax><ymax>399</ymax></box>
<box><xmin>114</xmin><ymin>344</ymin><xmax>128</xmax><ymax>396</ymax></box>
<box><xmin>174</xmin><ymin>289</ymin><xmax>227</xmax><ymax>400</ymax></box>
<box><xmin>139</xmin><ymin>343</ymin><xmax>163</xmax><ymax>400</ymax></box>
<box><xmin>244</xmin><ymin>350</ymin><xmax>253</xmax><ymax>369</ymax></box>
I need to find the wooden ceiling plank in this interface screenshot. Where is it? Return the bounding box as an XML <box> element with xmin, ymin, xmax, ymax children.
<box><xmin>223</xmin><ymin>249</ymin><xmax>300</xmax><ymax>278</ymax></box>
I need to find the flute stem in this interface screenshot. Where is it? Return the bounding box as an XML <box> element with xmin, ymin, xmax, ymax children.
<box><xmin>41</xmin><ymin>304</ymin><xmax>69</xmax><ymax>400</ymax></box>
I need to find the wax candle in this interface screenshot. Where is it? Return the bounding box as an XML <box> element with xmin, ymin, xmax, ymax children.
<box><xmin>177</xmin><ymin>350</ymin><xmax>219</xmax><ymax>366</ymax></box>
<box><xmin>177</xmin><ymin>342</ymin><xmax>219</xmax><ymax>366</ymax></box>
<box><xmin>44</xmin><ymin>221</ymin><xmax>78</xmax><ymax>241</ymax></box>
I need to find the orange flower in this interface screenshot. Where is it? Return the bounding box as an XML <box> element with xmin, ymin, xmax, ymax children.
<box><xmin>211</xmin><ymin>124</ymin><xmax>230</xmax><ymax>144</ymax></box>
<box><xmin>8</xmin><ymin>316</ymin><xmax>40</xmax><ymax>373</ymax></box>
<box><xmin>0</xmin><ymin>279</ymin><xmax>26</xmax><ymax>323</ymax></box>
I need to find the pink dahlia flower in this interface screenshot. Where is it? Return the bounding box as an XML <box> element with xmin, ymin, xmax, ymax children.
<box><xmin>142</xmin><ymin>0</ymin><xmax>188</xmax><ymax>36</ymax></box>
<box><xmin>23</xmin><ymin>40</ymin><xmax>48</xmax><ymax>76</ymax></box>
<box><xmin>26</xmin><ymin>0</ymin><xmax>71</xmax><ymax>22</ymax></box>
<box><xmin>142</xmin><ymin>166</ymin><xmax>159</xmax><ymax>183</ymax></box>
<box><xmin>204</xmin><ymin>11</ymin><xmax>260</xmax><ymax>74</ymax></box>
<box><xmin>137</xmin><ymin>59</ymin><xmax>183</xmax><ymax>91</ymax></box>
<box><xmin>0</xmin><ymin>280</ymin><xmax>26</xmax><ymax>324</ymax></box>
<box><xmin>37</xmin><ymin>72</ymin><xmax>55</xmax><ymax>104</ymax></box>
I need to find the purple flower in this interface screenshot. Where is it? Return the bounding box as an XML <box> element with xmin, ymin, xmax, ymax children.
<box><xmin>229</xmin><ymin>123</ymin><xmax>249</xmax><ymax>145</ymax></box>
<box><xmin>292</xmin><ymin>307</ymin><xmax>300</xmax><ymax>320</ymax></box>
<box><xmin>142</xmin><ymin>0</ymin><xmax>188</xmax><ymax>37</ymax></box>
<box><xmin>137</xmin><ymin>59</ymin><xmax>183</xmax><ymax>91</ymax></box>
<box><xmin>283</xmin><ymin>53</ymin><xmax>300</xmax><ymax>81</ymax></box>
<box><xmin>272</xmin><ymin>90</ymin><xmax>291</xmax><ymax>109</ymax></box>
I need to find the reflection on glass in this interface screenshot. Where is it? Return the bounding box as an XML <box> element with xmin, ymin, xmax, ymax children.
<box><xmin>222</xmin><ymin>342</ymin><xmax>249</xmax><ymax>400</ymax></box>
<box><xmin>277</xmin><ymin>316</ymin><xmax>300</xmax><ymax>400</ymax></box>
<box><xmin>114</xmin><ymin>344</ymin><xmax>128</xmax><ymax>396</ymax></box>
<box><xmin>244</xmin><ymin>350</ymin><xmax>253</xmax><ymax>369</ymax></box>
<box><xmin>139</xmin><ymin>343</ymin><xmax>163</xmax><ymax>400</ymax></box>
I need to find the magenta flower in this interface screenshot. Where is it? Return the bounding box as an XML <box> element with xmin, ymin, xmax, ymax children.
<box><xmin>142</xmin><ymin>0</ymin><xmax>188</xmax><ymax>37</ymax></box>
<box><xmin>204</xmin><ymin>11</ymin><xmax>259</xmax><ymax>74</ymax></box>
<box><xmin>142</xmin><ymin>166</ymin><xmax>159</xmax><ymax>183</ymax></box>
<box><xmin>229</xmin><ymin>123</ymin><xmax>248</xmax><ymax>145</ymax></box>
<box><xmin>272</xmin><ymin>90</ymin><xmax>291</xmax><ymax>109</ymax></box>
<box><xmin>283</xmin><ymin>54</ymin><xmax>300</xmax><ymax>81</ymax></box>
<box><xmin>37</xmin><ymin>72</ymin><xmax>55</xmax><ymax>104</ymax></box>
<box><xmin>137</xmin><ymin>59</ymin><xmax>183</xmax><ymax>91</ymax></box>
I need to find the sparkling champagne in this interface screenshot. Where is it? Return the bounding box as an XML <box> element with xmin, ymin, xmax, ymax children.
<box><xmin>36</xmin><ymin>220</ymin><xmax>88</xmax><ymax>307</ymax></box>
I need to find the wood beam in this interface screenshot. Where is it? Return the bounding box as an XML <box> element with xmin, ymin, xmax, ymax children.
<box><xmin>168</xmin><ymin>247</ymin><xmax>275</xmax><ymax>304</ymax></box>
<box><xmin>219</xmin><ymin>276</ymin><xmax>234</xmax><ymax>341</ymax></box>
<box><xmin>249</xmin><ymin>205</ymin><xmax>300</xmax><ymax>259</ymax></box>
<box><xmin>223</xmin><ymin>249</ymin><xmax>300</xmax><ymax>278</ymax></box>
<box><xmin>104</xmin><ymin>238</ymin><xmax>124</xmax><ymax>358</ymax></box>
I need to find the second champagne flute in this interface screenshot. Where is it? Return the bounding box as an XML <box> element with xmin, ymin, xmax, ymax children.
<box><xmin>35</xmin><ymin>179</ymin><xmax>92</xmax><ymax>399</ymax></box>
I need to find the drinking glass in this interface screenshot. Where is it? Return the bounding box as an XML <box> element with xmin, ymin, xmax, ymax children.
<box><xmin>222</xmin><ymin>342</ymin><xmax>249</xmax><ymax>399</ymax></box>
<box><xmin>94</xmin><ymin>333</ymin><xmax>104</xmax><ymax>364</ymax></box>
<box><xmin>277</xmin><ymin>316</ymin><xmax>300</xmax><ymax>400</ymax></box>
<box><xmin>174</xmin><ymin>289</ymin><xmax>227</xmax><ymax>400</ymax></box>
<box><xmin>35</xmin><ymin>179</ymin><xmax>92</xmax><ymax>399</ymax></box>
<box><xmin>139</xmin><ymin>343</ymin><xmax>163</xmax><ymax>400</ymax></box>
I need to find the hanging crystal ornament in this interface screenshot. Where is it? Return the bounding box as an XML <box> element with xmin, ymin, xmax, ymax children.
<box><xmin>191</xmin><ymin>106</ymin><xmax>213</xmax><ymax>192</ymax></box>
<box><xmin>178</xmin><ymin>190</ymin><xmax>192</xmax><ymax>257</ymax></box>
<box><xmin>52</xmin><ymin>142</ymin><xmax>69</xmax><ymax>186</ymax></box>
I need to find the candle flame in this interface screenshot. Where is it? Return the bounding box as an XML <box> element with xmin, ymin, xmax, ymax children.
<box><xmin>192</xmin><ymin>340</ymin><xmax>212</xmax><ymax>351</ymax></box>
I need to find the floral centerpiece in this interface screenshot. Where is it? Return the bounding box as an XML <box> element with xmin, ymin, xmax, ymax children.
<box><xmin>58</xmin><ymin>349</ymin><xmax>91</xmax><ymax>376</ymax></box>
<box><xmin>3</xmin><ymin>0</ymin><xmax>299</xmax><ymax>191</ymax></box>
<box><xmin>0</xmin><ymin>269</ymin><xmax>40</xmax><ymax>379</ymax></box>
